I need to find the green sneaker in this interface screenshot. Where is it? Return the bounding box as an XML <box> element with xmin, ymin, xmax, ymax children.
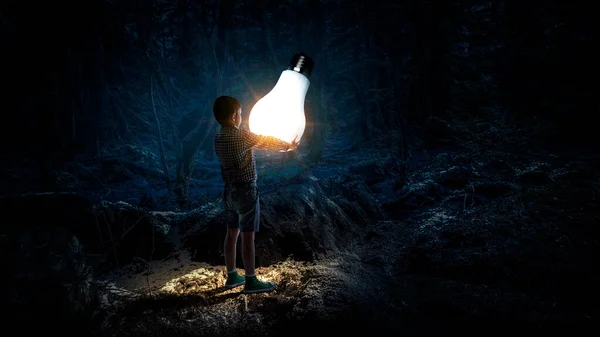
<box><xmin>242</xmin><ymin>275</ymin><xmax>276</xmax><ymax>294</ymax></box>
<box><xmin>225</xmin><ymin>271</ymin><xmax>246</xmax><ymax>289</ymax></box>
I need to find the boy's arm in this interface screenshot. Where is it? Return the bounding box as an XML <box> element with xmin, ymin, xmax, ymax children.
<box><xmin>241</xmin><ymin>129</ymin><xmax>289</xmax><ymax>152</ymax></box>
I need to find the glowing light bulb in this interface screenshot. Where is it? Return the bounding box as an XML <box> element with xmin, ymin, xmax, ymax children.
<box><xmin>248</xmin><ymin>53</ymin><xmax>315</xmax><ymax>146</ymax></box>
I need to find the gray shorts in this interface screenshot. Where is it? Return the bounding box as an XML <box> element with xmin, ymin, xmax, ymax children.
<box><xmin>223</xmin><ymin>182</ymin><xmax>260</xmax><ymax>232</ymax></box>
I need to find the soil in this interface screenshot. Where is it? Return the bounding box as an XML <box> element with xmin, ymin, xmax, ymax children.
<box><xmin>94</xmin><ymin>144</ymin><xmax>599</xmax><ymax>336</ymax></box>
<box><xmin>2</xmin><ymin>130</ymin><xmax>599</xmax><ymax>336</ymax></box>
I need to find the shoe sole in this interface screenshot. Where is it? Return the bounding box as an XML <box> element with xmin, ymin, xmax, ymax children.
<box><xmin>225</xmin><ymin>281</ymin><xmax>245</xmax><ymax>289</ymax></box>
<box><xmin>242</xmin><ymin>282</ymin><xmax>276</xmax><ymax>294</ymax></box>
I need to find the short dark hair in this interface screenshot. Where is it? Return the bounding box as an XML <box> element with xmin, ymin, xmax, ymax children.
<box><xmin>213</xmin><ymin>96</ymin><xmax>241</xmax><ymax>125</ymax></box>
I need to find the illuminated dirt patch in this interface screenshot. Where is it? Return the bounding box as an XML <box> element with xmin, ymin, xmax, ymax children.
<box><xmin>97</xmin><ymin>252</ymin><xmax>393</xmax><ymax>336</ymax></box>
<box><xmin>159</xmin><ymin>263</ymin><xmax>309</xmax><ymax>297</ymax></box>
<box><xmin>160</xmin><ymin>267</ymin><xmax>222</xmax><ymax>294</ymax></box>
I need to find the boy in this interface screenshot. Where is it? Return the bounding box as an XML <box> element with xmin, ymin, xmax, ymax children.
<box><xmin>213</xmin><ymin>95</ymin><xmax>300</xmax><ymax>293</ymax></box>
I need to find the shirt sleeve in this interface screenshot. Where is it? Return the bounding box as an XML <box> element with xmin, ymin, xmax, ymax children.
<box><xmin>241</xmin><ymin>129</ymin><xmax>289</xmax><ymax>152</ymax></box>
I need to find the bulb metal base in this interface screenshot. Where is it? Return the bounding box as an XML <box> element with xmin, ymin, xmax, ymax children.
<box><xmin>288</xmin><ymin>53</ymin><xmax>315</xmax><ymax>79</ymax></box>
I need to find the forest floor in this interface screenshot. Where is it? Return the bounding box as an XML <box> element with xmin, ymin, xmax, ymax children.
<box><xmin>2</xmin><ymin>117</ymin><xmax>599</xmax><ymax>336</ymax></box>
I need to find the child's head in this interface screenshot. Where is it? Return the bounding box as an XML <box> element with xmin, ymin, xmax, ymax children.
<box><xmin>213</xmin><ymin>96</ymin><xmax>242</xmax><ymax>127</ymax></box>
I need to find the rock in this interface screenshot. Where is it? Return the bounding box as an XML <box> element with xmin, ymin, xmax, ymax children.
<box><xmin>156</xmin><ymin>202</ymin><xmax>223</xmax><ymax>240</ymax></box>
<box><xmin>517</xmin><ymin>171</ymin><xmax>551</xmax><ymax>185</ymax></box>
<box><xmin>324</xmin><ymin>174</ymin><xmax>384</xmax><ymax>222</ymax></box>
<box><xmin>480</xmin><ymin>158</ymin><xmax>512</xmax><ymax>172</ymax></box>
<box><xmin>438</xmin><ymin>166</ymin><xmax>470</xmax><ymax>189</ymax></box>
<box><xmin>370</xmin><ymin>180</ymin><xmax>397</xmax><ymax>197</ymax></box>
<box><xmin>5</xmin><ymin>226</ymin><xmax>96</xmax><ymax>329</ymax></box>
<box><xmin>348</xmin><ymin>160</ymin><xmax>386</xmax><ymax>185</ymax></box>
<box><xmin>336</xmin><ymin>178</ymin><xmax>384</xmax><ymax>221</ymax></box>
<box><xmin>382</xmin><ymin>179</ymin><xmax>441</xmax><ymax>212</ymax></box>
<box><xmin>92</xmin><ymin>201</ymin><xmax>177</xmax><ymax>266</ymax></box>
<box><xmin>424</xmin><ymin>117</ymin><xmax>455</xmax><ymax>146</ymax></box>
<box><xmin>333</xmin><ymin>197</ymin><xmax>371</xmax><ymax>226</ymax></box>
<box><xmin>472</xmin><ymin>181</ymin><xmax>513</xmax><ymax>198</ymax></box>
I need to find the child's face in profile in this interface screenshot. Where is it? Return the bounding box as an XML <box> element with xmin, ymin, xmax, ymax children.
<box><xmin>233</xmin><ymin>108</ymin><xmax>242</xmax><ymax>128</ymax></box>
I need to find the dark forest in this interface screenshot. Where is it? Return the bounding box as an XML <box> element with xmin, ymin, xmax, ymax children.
<box><xmin>1</xmin><ymin>0</ymin><xmax>598</xmax><ymax>335</ymax></box>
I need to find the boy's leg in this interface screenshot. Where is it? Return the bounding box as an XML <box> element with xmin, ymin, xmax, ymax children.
<box><xmin>241</xmin><ymin>231</ymin><xmax>275</xmax><ymax>293</ymax></box>
<box><xmin>224</xmin><ymin>227</ymin><xmax>240</xmax><ymax>272</ymax></box>
<box><xmin>223</xmin><ymin>186</ymin><xmax>240</xmax><ymax>273</ymax></box>
<box><xmin>239</xmin><ymin>186</ymin><xmax>261</xmax><ymax>276</ymax></box>
<box><xmin>224</xmin><ymin>226</ymin><xmax>245</xmax><ymax>288</ymax></box>
<box><xmin>241</xmin><ymin>232</ymin><xmax>256</xmax><ymax>276</ymax></box>
<box><xmin>239</xmin><ymin>188</ymin><xmax>276</xmax><ymax>293</ymax></box>
<box><xmin>223</xmin><ymin>186</ymin><xmax>245</xmax><ymax>288</ymax></box>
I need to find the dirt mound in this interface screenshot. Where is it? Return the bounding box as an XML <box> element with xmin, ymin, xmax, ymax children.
<box><xmin>376</xmin><ymin>151</ymin><xmax>600</xmax><ymax>334</ymax></box>
<box><xmin>184</xmin><ymin>177</ymin><xmax>363</xmax><ymax>267</ymax></box>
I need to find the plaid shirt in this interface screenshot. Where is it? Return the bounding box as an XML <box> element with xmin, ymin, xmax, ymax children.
<box><xmin>214</xmin><ymin>125</ymin><xmax>289</xmax><ymax>183</ymax></box>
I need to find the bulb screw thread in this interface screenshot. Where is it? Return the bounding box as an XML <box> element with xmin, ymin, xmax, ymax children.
<box><xmin>288</xmin><ymin>53</ymin><xmax>315</xmax><ymax>79</ymax></box>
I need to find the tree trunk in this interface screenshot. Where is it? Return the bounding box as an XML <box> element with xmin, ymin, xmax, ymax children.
<box><xmin>174</xmin><ymin>0</ymin><xmax>234</xmax><ymax>205</ymax></box>
<box><xmin>151</xmin><ymin>76</ymin><xmax>172</xmax><ymax>190</ymax></box>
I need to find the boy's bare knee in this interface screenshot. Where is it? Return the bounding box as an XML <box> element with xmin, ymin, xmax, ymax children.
<box><xmin>226</xmin><ymin>228</ymin><xmax>240</xmax><ymax>240</ymax></box>
<box><xmin>241</xmin><ymin>232</ymin><xmax>255</xmax><ymax>242</ymax></box>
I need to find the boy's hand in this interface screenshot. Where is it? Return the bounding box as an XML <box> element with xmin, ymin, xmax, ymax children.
<box><xmin>287</xmin><ymin>136</ymin><xmax>300</xmax><ymax>151</ymax></box>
